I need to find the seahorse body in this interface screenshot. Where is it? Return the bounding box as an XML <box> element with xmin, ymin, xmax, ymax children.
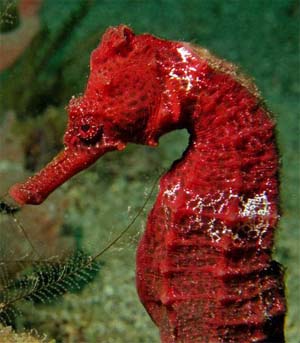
<box><xmin>9</xmin><ymin>26</ymin><xmax>285</xmax><ymax>342</ymax></box>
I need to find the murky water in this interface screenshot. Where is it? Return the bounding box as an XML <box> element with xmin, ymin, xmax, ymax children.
<box><xmin>0</xmin><ymin>1</ymin><xmax>299</xmax><ymax>342</ymax></box>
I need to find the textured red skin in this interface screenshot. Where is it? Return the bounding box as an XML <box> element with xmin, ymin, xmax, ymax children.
<box><xmin>9</xmin><ymin>26</ymin><xmax>285</xmax><ymax>342</ymax></box>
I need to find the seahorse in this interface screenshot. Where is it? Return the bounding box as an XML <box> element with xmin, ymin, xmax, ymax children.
<box><xmin>8</xmin><ymin>25</ymin><xmax>285</xmax><ymax>342</ymax></box>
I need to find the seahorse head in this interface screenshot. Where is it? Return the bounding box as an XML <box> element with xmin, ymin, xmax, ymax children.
<box><xmin>64</xmin><ymin>25</ymin><xmax>164</xmax><ymax>151</ymax></box>
<box><xmin>8</xmin><ymin>25</ymin><xmax>180</xmax><ymax>205</ymax></box>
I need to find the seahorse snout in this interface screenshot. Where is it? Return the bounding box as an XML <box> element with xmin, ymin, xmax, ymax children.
<box><xmin>9</xmin><ymin>142</ymin><xmax>119</xmax><ymax>205</ymax></box>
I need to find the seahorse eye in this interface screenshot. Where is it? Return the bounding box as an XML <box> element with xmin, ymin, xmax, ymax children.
<box><xmin>77</xmin><ymin>118</ymin><xmax>97</xmax><ymax>140</ymax></box>
<box><xmin>78</xmin><ymin>121</ymin><xmax>103</xmax><ymax>146</ymax></box>
<box><xmin>81</xmin><ymin>124</ymin><xmax>90</xmax><ymax>132</ymax></box>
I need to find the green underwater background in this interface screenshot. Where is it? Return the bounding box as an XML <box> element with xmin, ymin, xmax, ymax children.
<box><xmin>0</xmin><ymin>0</ymin><xmax>299</xmax><ymax>342</ymax></box>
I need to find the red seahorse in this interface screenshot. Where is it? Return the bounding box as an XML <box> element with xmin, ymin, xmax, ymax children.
<box><xmin>8</xmin><ymin>26</ymin><xmax>285</xmax><ymax>342</ymax></box>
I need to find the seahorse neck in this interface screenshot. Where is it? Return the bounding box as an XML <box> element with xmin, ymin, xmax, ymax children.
<box><xmin>156</xmin><ymin>47</ymin><xmax>280</xmax><ymax>243</ymax></box>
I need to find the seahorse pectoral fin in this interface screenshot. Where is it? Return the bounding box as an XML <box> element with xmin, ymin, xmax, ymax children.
<box><xmin>9</xmin><ymin>144</ymin><xmax>115</xmax><ymax>205</ymax></box>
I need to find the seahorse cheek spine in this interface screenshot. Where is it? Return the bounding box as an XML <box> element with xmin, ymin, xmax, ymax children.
<box><xmin>8</xmin><ymin>26</ymin><xmax>285</xmax><ymax>342</ymax></box>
